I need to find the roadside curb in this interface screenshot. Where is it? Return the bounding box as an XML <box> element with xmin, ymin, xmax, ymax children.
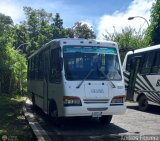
<box><xmin>23</xmin><ymin>99</ymin><xmax>52</xmax><ymax>141</ymax></box>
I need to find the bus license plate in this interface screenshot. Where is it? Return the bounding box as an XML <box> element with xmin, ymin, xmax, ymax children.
<box><xmin>92</xmin><ymin>112</ymin><xmax>102</xmax><ymax>117</ymax></box>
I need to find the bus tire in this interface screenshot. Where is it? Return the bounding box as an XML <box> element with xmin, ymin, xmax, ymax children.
<box><xmin>49</xmin><ymin>101</ymin><xmax>59</xmax><ymax>124</ymax></box>
<box><xmin>99</xmin><ymin>115</ymin><xmax>112</xmax><ymax>125</ymax></box>
<box><xmin>138</xmin><ymin>95</ymin><xmax>149</xmax><ymax>111</ymax></box>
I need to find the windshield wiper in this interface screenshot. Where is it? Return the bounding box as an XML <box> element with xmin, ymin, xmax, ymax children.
<box><xmin>76</xmin><ymin>69</ymin><xmax>93</xmax><ymax>89</ymax></box>
<box><xmin>98</xmin><ymin>69</ymin><xmax>116</xmax><ymax>88</ymax></box>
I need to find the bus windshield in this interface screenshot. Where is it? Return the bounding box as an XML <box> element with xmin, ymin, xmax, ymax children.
<box><xmin>63</xmin><ymin>46</ymin><xmax>122</xmax><ymax>81</ymax></box>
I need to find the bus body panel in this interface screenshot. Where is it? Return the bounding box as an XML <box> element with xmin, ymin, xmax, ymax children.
<box><xmin>48</xmin><ymin>83</ymin><xmax>64</xmax><ymax>116</ymax></box>
<box><xmin>63</xmin><ymin>105</ymin><xmax>126</xmax><ymax>117</ymax></box>
<box><xmin>29</xmin><ymin>80</ymin><xmax>44</xmax><ymax>109</ymax></box>
<box><xmin>61</xmin><ymin>80</ymin><xmax>125</xmax><ymax>117</ymax></box>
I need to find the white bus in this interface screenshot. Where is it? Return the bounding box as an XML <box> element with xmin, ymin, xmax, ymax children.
<box><xmin>123</xmin><ymin>45</ymin><xmax>160</xmax><ymax>111</ymax></box>
<box><xmin>28</xmin><ymin>38</ymin><xmax>126</xmax><ymax>125</ymax></box>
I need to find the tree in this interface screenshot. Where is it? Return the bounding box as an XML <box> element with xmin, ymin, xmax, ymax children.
<box><xmin>6</xmin><ymin>46</ymin><xmax>27</xmax><ymax>94</ymax></box>
<box><xmin>104</xmin><ymin>27</ymin><xmax>148</xmax><ymax>61</ymax></box>
<box><xmin>0</xmin><ymin>13</ymin><xmax>14</xmax><ymax>93</ymax></box>
<box><xmin>0</xmin><ymin>13</ymin><xmax>13</xmax><ymax>30</ymax></box>
<box><xmin>0</xmin><ymin>13</ymin><xmax>27</xmax><ymax>94</ymax></box>
<box><xmin>22</xmin><ymin>7</ymin><xmax>53</xmax><ymax>56</ymax></box>
<box><xmin>145</xmin><ymin>0</ymin><xmax>160</xmax><ymax>45</ymax></box>
<box><xmin>51</xmin><ymin>13</ymin><xmax>66</xmax><ymax>39</ymax></box>
<box><xmin>21</xmin><ymin>8</ymin><xmax>67</xmax><ymax>57</ymax></box>
<box><xmin>72</xmin><ymin>22</ymin><xmax>96</xmax><ymax>39</ymax></box>
<box><xmin>13</xmin><ymin>24</ymin><xmax>29</xmax><ymax>54</ymax></box>
<box><xmin>65</xmin><ymin>28</ymin><xmax>74</xmax><ymax>38</ymax></box>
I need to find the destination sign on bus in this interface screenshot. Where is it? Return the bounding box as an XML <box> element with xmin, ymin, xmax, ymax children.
<box><xmin>64</xmin><ymin>46</ymin><xmax>117</xmax><ymax>55</ymax></box>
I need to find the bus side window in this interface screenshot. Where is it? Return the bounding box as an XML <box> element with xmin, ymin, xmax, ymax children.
<box><xmin>35</xmin><ymin>55</ymin><xmax>38</xmax><ymax>80</ymax></box>
<box><xmin>28</xmin><ymin>60</ymin><xmax>31</xmax><ymax>80</ymax></box>
<box><xmin>140</xmin><ymin>52</ymin><xmax>154</xmax><ymax>74</ymax></box>
<box><xmin>33</xmin><ymin>57</ymin><xmax>36</xmax><ymax>80</ymax></box>
<box><xmin>151</xmin><ymin>52</ymin><xmax>160</xmax><ymax>74</ymax></box>
<box><xmin>50</xmin><ymin>48</ymin><xmax>61</xmax><ymax>83</ymax></box>
<box><xmin>30</xmin><ymin>58</ymin><xmax>35</xmax><ymax>80</ymax></box>
<box><xmin>38</xmin><ymin>53</ymin><xmax>44</xmax><ymax>80</ymax></box>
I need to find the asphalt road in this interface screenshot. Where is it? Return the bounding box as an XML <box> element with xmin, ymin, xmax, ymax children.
<box><xmin>30</xmin><ymin>102</ymin><xmax>160</xmax><ymax>141</ymax></box>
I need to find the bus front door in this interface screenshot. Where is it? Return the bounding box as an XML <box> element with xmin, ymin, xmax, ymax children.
<box><xmin>127</xmin><ymin>56</ymin><xmax>141</xmax><ymax>101</ymax></box>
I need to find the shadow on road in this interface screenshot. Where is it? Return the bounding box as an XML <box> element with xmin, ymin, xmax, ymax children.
<box><xmin>30</xmin><ymin>105</ymin><xmax>128</xmax><ymax>137</ymax></box>
<box><xmin>127</xmin><ymin>104</ymin><xmax>160</xmax><ymax>115</ymax></box>
<box><xmin>54</xmin><ymin>118</ymin><xmax>128</xmax><ymax>136</ymax></box>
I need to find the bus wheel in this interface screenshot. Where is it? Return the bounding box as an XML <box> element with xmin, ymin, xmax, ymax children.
<box><xmin>99</xmin><ymin>115</ymin><xmax>112</xmax><ymax>125</ymax></box>
<box><xmin>138</xmin><ymin>95</ymin><xmax>149</xmax><ymax>111</ymax></box>
<box><xmin>49</xmin><ymin>102</ymin><xmax>58</xmax><ymax>124</ymax></box>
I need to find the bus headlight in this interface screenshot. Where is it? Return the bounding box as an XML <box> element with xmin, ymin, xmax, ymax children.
<box><xmin>63</xmin><ymin>96</ymin><xmax>82</xmax><ymax>106</ymax></box>
<box><xmin>111</xmin><ymin>95</ymin><xmax>126</xmax><ymax>105</ymax></box>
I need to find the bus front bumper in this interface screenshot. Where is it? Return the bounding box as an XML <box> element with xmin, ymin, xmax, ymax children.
<box><xmin>63</xmin><ymin>104</ymin><xmax>126</xmax><ymax>117</ymax></box>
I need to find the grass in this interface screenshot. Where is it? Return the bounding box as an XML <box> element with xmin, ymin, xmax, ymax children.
<box><xmin>0</xmin><ymin>94</ymin><xmax>36</xmax><ymax>141</ymax></box>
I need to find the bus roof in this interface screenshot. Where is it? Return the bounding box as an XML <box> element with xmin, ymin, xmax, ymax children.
<box><xmin>126</xmin><ymin>44</ymin><xmax>160</xmax><ymax>56</ymax></box>
<box><xmin>55</xmin><ymin>38</ymin><xmax>117</xmax><ymax>45</ymax></box>
<box><xmin>28</xmin><ymin>38</ymin><xmax>118</xmax><ymax>59</ymax></box>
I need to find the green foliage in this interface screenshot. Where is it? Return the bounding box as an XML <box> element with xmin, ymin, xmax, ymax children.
<box><xmin>0</xmin><ymin>13</ymin><xmax>27</xmax><ymax>94</ymax></box>
<box><xmin>145</xmin><ymin>0</ymin><xmax>160</xmax><ymax>45</ymax></box>
<box><xmin>21</xmin><ymin>7</ymin><xmax>54</xmax><ymax>56</ymax></box>
<box><xmin>0</xmin><ymin>13</ymin><xmax>13</xmax><ymax>31</ymax></box>
<box><xmin>1</xmin><ymin>38</ymin><xmax>27</xmax><ymax>94</ymax></box>
<box><xmin>65</xmin><ymin>28</ymin><xmax>74</xmax><ymax>38</ymax></box>
<box><xmin>64</xmin><ymin>22</ymin><xmax>97</xmax><ymax>39</ymax></box>
<box><xmin>104</xmin><ymin>27</ymin><xmax>148</xmax><ymax>61</ymax></box>
<box><xmin>72</xmin><ymin>22</ymin><xmax>96</xmax><ymax>39</ymax></box>
<box><xmin>7</xmin><ymin>47</ymin><xmax>27</xmax><ymax>94</ymax></box>
<box><xmin>13</xmin><ymin>24</ymin><xmax>29</xmax><ymax>54</ymax></box>
<box><xmin>51</xmin><ymin>13</ymin><xmax>66</xmax><ymax>39</ymax></box>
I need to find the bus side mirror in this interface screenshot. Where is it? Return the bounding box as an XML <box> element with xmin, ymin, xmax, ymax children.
<box><xmin>58</xmin><ymin>57</ymin><xmax>63</xmax><ymax>72</ymax></box>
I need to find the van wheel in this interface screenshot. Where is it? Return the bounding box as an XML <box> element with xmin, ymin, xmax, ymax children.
<box><xmin>49</xmin><ymin>102</ymin><xmax>58</xmax><ymax>124</ymax></box>
<box><xmin>99</xmin><ymin>115</ymin><xmax>112</xmax><ymax>125</ymax></box>
<box><xmin>138</xmin><ymin>95</ymin><xmax>149</xmax><ymax>111</ymax></box>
